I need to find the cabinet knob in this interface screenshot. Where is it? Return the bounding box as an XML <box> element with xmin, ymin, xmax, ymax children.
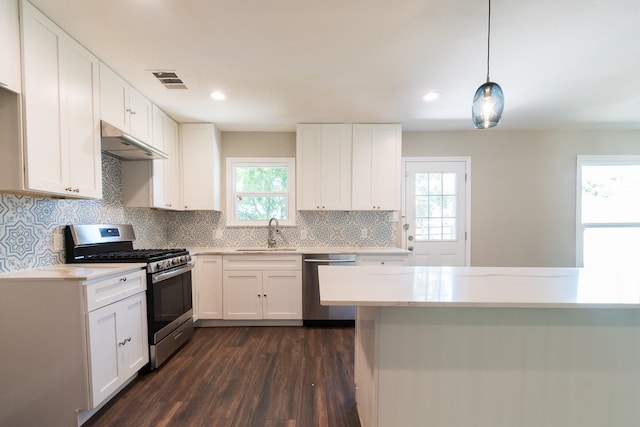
<box><xmin>120</xmin><ymin>277</ymin><xmax>127</xmax><ymax>282</ymax></box>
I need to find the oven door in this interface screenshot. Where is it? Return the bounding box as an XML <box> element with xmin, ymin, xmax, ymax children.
<box><xmin>149</xmin><ymin>263</ymin><xmax>194</xmax><ymax>344</ymax></box>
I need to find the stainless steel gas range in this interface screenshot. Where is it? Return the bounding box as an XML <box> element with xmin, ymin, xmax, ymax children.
<box><xmin>65</xmin><ymin>224</ymin><xmax>193</xmax><ymax>369</ymax></box>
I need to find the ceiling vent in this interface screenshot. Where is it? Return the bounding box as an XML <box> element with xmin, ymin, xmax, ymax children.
<box><xmin>152</xmin><ymin>71</ymin><xmax>187</xmax><ymax>89</ymax></box>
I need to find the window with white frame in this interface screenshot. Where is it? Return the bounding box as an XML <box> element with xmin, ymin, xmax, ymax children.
<box><xmin>226</xmin><ymin>158</ymin><xmax>296</xmax><ymax>226</ymax></box>
<box><xmin>576</xmin><ymin>155</ymin><xmax>640</xmax><ymax>268</ymax></box>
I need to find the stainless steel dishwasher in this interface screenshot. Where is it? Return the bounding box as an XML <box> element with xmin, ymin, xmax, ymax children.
<box><xmin>303</xmin><ymin>253</ymin><xmax>356</xmax><ymax>326</ymax></box>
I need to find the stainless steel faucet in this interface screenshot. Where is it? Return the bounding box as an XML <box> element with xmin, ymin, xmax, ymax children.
<box><xmin>267</xmin><ymin>217</ymin><xmax>279</xmax><ymax>248</ymax></box>
<box><xmin>267</xmin><ymin>217</ymin><xmax>290</xmax><ymax>248</ymax></box>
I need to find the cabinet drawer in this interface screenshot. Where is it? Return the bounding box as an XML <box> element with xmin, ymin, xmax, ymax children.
<box><xmin>223</xmin><ymin>255</ymin><xmax>302</xmax><ymax>271</ymax></box>
<box><xmin>85</xmin><ymin>269</ymin><xmax>146</xmax><ymax>312</ymax></box>
<box><xmin>356</xmin><ymin>255</ymin><xmax>411</xmax><ymax>266</ymax></box>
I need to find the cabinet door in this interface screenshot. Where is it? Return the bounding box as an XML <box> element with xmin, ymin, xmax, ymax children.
<box><xmin>87</xmin><ymin>292</ymin><xmax>148</xmax><ymax>408</ymax></box>
<box><xmin>161</xmin><ymin>113</ymin><xmax>180</xmax><ymax>209</ymax></box>
<box><xmin>181</xmin><ymin>123</ymin><xmax>222</xmax><ymax>210</ymax></box>
<box><xmin>321</xmin><ymin>124</ymin><xmax>352</xmax><ymax>210</ymax></box>
<box><xmin>21</xmin><ymin>1</ymin><xmax>66</xmax><ymax>194</ymax></box>
<box><xmin>296</xmin><ymin>124</ymin><xmax>322</xmax><ymax>210</ymax></box>
<box><xmin>262</xmin><ymin>270</ymin><xmax>302</xmax><ymax>320</ymax></box>
<box><xmin>99</xmin><ymin>62</ymin><xmax>128</xmax><ymax>131</ymax></box>
<box><xmin>21</xmin><ymin>2</ymin><xmax>102</xmax><ymax>198</ymax></box>
<box><xmin>0</xmin><ymin>0</ymin><xmax>21</xmax><ymax>92</ymax></box>
<box><xmin>223</xmin><ymin>270</ymin><xmax>262</xmax><ymax>320</ymax></box>
<box><xmin>117</xmin><ymin>292</ymin><xmax>149</xmax><ymax>379</ymax></box>
<box><xmin>87</xmin><ymin>302</ymin><xmax>121</xmax><ymax>408</ymax></box>
<box><xmin>195</xmin><ymin>255</ymin><xmax>223</xmax><ymax>319</ymax></box>
<box><xmin>352</xmin><ymin>124</ymin><xmax>402</xmax><ymax>210</ymax></box>
<box><xmin>61</xmin><ymin>36</ymin><xmax>102</xmax><ymax>198</ymax></box>
<box><xmin>128</xmin><ymin>87</ymin><xmax>153</xmax><ymax>144</ymax></box>
<box><xmin>296</xmin><ymin>124</ymin><xmax>351</xmax><ymax>210</ymax></box>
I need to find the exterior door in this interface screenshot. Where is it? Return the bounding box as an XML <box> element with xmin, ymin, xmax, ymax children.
<box><xmin>403</xmin><ymin>158</ymin><xmax>470</xmax><ymax>266</ymax></box>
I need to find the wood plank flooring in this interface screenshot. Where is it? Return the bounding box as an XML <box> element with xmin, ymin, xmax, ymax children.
<box><xmin>85</xmin><ymin>326</ymin><xmax>361</xmax><ymax>427</ymax></box>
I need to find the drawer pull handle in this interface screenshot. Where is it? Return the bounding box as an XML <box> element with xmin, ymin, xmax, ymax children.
<box><xmin>118</xmin><ymin>337</ymin><xmax>132</xmax><ymax>346</ymax></box>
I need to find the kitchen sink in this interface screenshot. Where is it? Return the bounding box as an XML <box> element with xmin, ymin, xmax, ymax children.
<box><xmin>234</xmin><ymin>247</ymin><xmax>297</xmax><ymax>252</ymax></box>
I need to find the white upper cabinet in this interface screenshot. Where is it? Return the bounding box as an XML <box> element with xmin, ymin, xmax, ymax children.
<box><xmin>181</xmin><ymin>123</ymin><xmax>221</xmax><ymax>211</ymax></box>
<box><xmin>121</xmin><ymin>105</ymin><xmax>181</xmax><ymax>209</ymax></box>
<box><xmin>296</xmin><ymin>124</ymin><xmax>352</xmax><ymax>210</ymax></box>
<box><xmin>19</xmin><ymin>0</ymin><xmax>102</xmax><ymax>198</ymax></box>
<box><xmin>158</xmin><ymin>107</ymin><xmax>181</xmax><ymax>209</ymax></box>
<box><xmin>351</xmin><ymin>124</ymin><xmax>402</xmax><ymax>210</ymax></box>
<box><xmin>0</xmin><ymin>0</ymin><xmax>21</xmax><ymax>93</ymax></box>
<box><xmin>99</xmin><ymin>62</ymin><xmax>153</xmax><ymax>145</ymax></box>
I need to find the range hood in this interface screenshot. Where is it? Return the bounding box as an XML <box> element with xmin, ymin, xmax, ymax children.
<box><xmin>100</xmin><ymin>121</ymin><xmax>168</xmax><ymax>160</ymax></box>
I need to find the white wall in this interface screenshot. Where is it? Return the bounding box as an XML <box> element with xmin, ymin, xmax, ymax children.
<box><xmin>403</xmin><ymin>130</ymin><xmax>640</xmax><ymax>267</ymax></box>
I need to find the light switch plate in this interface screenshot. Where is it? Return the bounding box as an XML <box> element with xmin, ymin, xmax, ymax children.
<box><xmin>300</xmin><ymin>229</ymin><xmax>307</xmax><ymax>240</ymax></box>
<box><xmin>360</xmin><ymin>228</ymin><xmax>368</xmax><ymax>238</ymax></box>
<box><xmin>214</xmin><ymin>229</ymin><xmax>223</xmax><ymax>240</ymax></box>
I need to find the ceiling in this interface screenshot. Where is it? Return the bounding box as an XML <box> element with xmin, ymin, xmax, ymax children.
<box><xmin>29</xmin><ymin>0</ymin><xmax>640</xmax><ymax>132</ymax></box>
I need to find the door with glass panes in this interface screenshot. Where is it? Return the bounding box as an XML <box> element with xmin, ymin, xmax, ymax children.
<box><xmin>403</xmin><ymin>159</ymin><xmax>469</xmax><ymax>266</ymax></box>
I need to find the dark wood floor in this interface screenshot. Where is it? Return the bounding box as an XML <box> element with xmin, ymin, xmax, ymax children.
<box><xmin>85</xmin><ymin>326</ymin><xmax>361</xmax><ymax>427</ymax></box>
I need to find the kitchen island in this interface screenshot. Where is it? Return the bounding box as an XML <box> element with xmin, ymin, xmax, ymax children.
<box><xmin>319</xmin><ymin>266</ymin><xmax>640</xmax><ymax>427</ymax></box>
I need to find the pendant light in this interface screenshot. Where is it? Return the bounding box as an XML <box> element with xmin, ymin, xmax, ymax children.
<box><xmin>472</xmin><ymin>0</ymin><xmax>504</xmax><ymax>129</ymax></box>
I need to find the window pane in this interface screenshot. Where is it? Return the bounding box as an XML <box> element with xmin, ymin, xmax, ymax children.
<box><xmin>428</xmin><ymin>174</ymin><xmax>442</xmax><ymax>194</ymax></box>
<box><xmin>416</xmin><ymin>173</ymin><xmax>429</xmax><ymax>195</ymax></box>
<box><xmin>415</xmin><ymin>218</ymin><xmax>429</xmax><ymax>240</ymax></box>
<box><xmin>428</xmin><ymin>218</ymin><xmax>443</xmax><ymax>239</ymax></box>
<box><xmin>416</xmin><ymin>195</ymin><xmax>429</xmax><ymax>217</ymax></box>
<box><xmin>235</xmin><ymin>167</ymin><xmax>288</xmax><ymax>192</ymax></box>
<box><xmin>413</xmin><ymin>172</ymin><xmax>458</xmax><ymax>241</ymax></box>
<box><xmin>582</xmin><ymin>165</ymin><xmax>640</xmax><ymax>223</ymax></box>
<box><xmin>428</xmin><ymin>196</ymin><xmax>442</xmax><ymax>217</ymax></box>
<box><xmin>583</xmin><ymin>227</ymin><xmax>640</xmax><ymax>268</ymax></box>
<box><xmin>236</xmin><ymin>195</ymin><xmax>287</xmax><ymax>220</ymax></box>
<box><xmin>442</xmin><ymin>195</ymin><xmax>456</xmax><ymax>218</ymax></box>
<box><xmin>442</xmin><ymin>173</ymin><xmax>456</xmax><ymax>195</ymax></box>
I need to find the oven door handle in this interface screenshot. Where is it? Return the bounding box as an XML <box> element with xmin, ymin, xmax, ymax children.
<box><xmin>151</xmin><ymin>262</ymin><xmax>194</xmax><ymax>283</ymax></box>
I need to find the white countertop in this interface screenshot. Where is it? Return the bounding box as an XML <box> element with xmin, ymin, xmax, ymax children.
<box><xmin>319</xmin><ymin>266</ymin><xmax>640</xmax><ymax>308</ymax></box>
<box><xmin>189</xmin><ymin>246</ymin><xmax>410</xmax><ymax>255</ymax></box>
<box><xmin>0</xmin><ymin>263</ymin><xmax>146</xmax><ymax>281</ymax></box>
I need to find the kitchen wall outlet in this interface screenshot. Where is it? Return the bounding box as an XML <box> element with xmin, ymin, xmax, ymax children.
<box><xmin>214</xmin><ymin>229</ymin><xmax>224</xmax><ymax>240</ymax></box>
<box><xmin>300</xmin><ymin>229</ymin><xmax>307</xmax><ymax>240</ymax></box>
<box><xmin>52</xmin><ymin>232</ymin><xmax>63</xmax><ymax>251</ymax></box>
<box><xmin>360</xmin><ymin>228</ymin><xmax>368</xmax><ymax>239</ymax></box>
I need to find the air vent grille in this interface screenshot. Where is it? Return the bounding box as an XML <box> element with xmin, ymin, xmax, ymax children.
<box><xmin>152</xmin><ymin>71</ymin><xmax>187</xmax><ymax>89</ymax></box>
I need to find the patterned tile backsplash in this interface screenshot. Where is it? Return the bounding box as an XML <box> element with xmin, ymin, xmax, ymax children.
<box><xmin>0</xmin><ymin>154</ymin><xmax>397</xmax><ymax>273</ymax></box>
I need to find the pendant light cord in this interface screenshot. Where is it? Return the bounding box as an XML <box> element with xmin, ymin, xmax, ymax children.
<box><xmin>486</xmin><ymin>0</ymin><xmax>492</xmax><ymax>82</ymax></box>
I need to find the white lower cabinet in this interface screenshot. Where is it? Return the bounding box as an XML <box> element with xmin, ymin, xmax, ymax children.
<box><xmin>193</xmin><ymin>255</ymin><xmax>223</xmax><ymax>320</ymax></box>
<box><xmin>0</xmin><ymin>266</ymin><xmax>148</xmax><ymax>427</ymax></box>
<box><xmin>222</xmin><ymin>255</ymin><xmax>302</xmax><ymax>320</ymax></box>
<box><xmin>87</xmin><ymin>291</ymin><xmax>148</xmax><ymax>406</ymax></box>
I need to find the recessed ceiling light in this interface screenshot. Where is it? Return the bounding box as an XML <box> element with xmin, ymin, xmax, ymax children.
<box><xmin>422</xmin><ymin>91</ymin><xmax>441</xmax><ymax>101</ymax></box>
<box><xmin>210</xmin><ymin>91</ymin><xmax>226</xmax><ymax>101</ymax></box>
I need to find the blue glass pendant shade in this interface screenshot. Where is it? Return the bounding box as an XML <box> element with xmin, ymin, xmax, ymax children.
<box><xmin>472</xmin><ymin>81</ymin><xmax>504</xmax><ymax>129</ymax></box>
